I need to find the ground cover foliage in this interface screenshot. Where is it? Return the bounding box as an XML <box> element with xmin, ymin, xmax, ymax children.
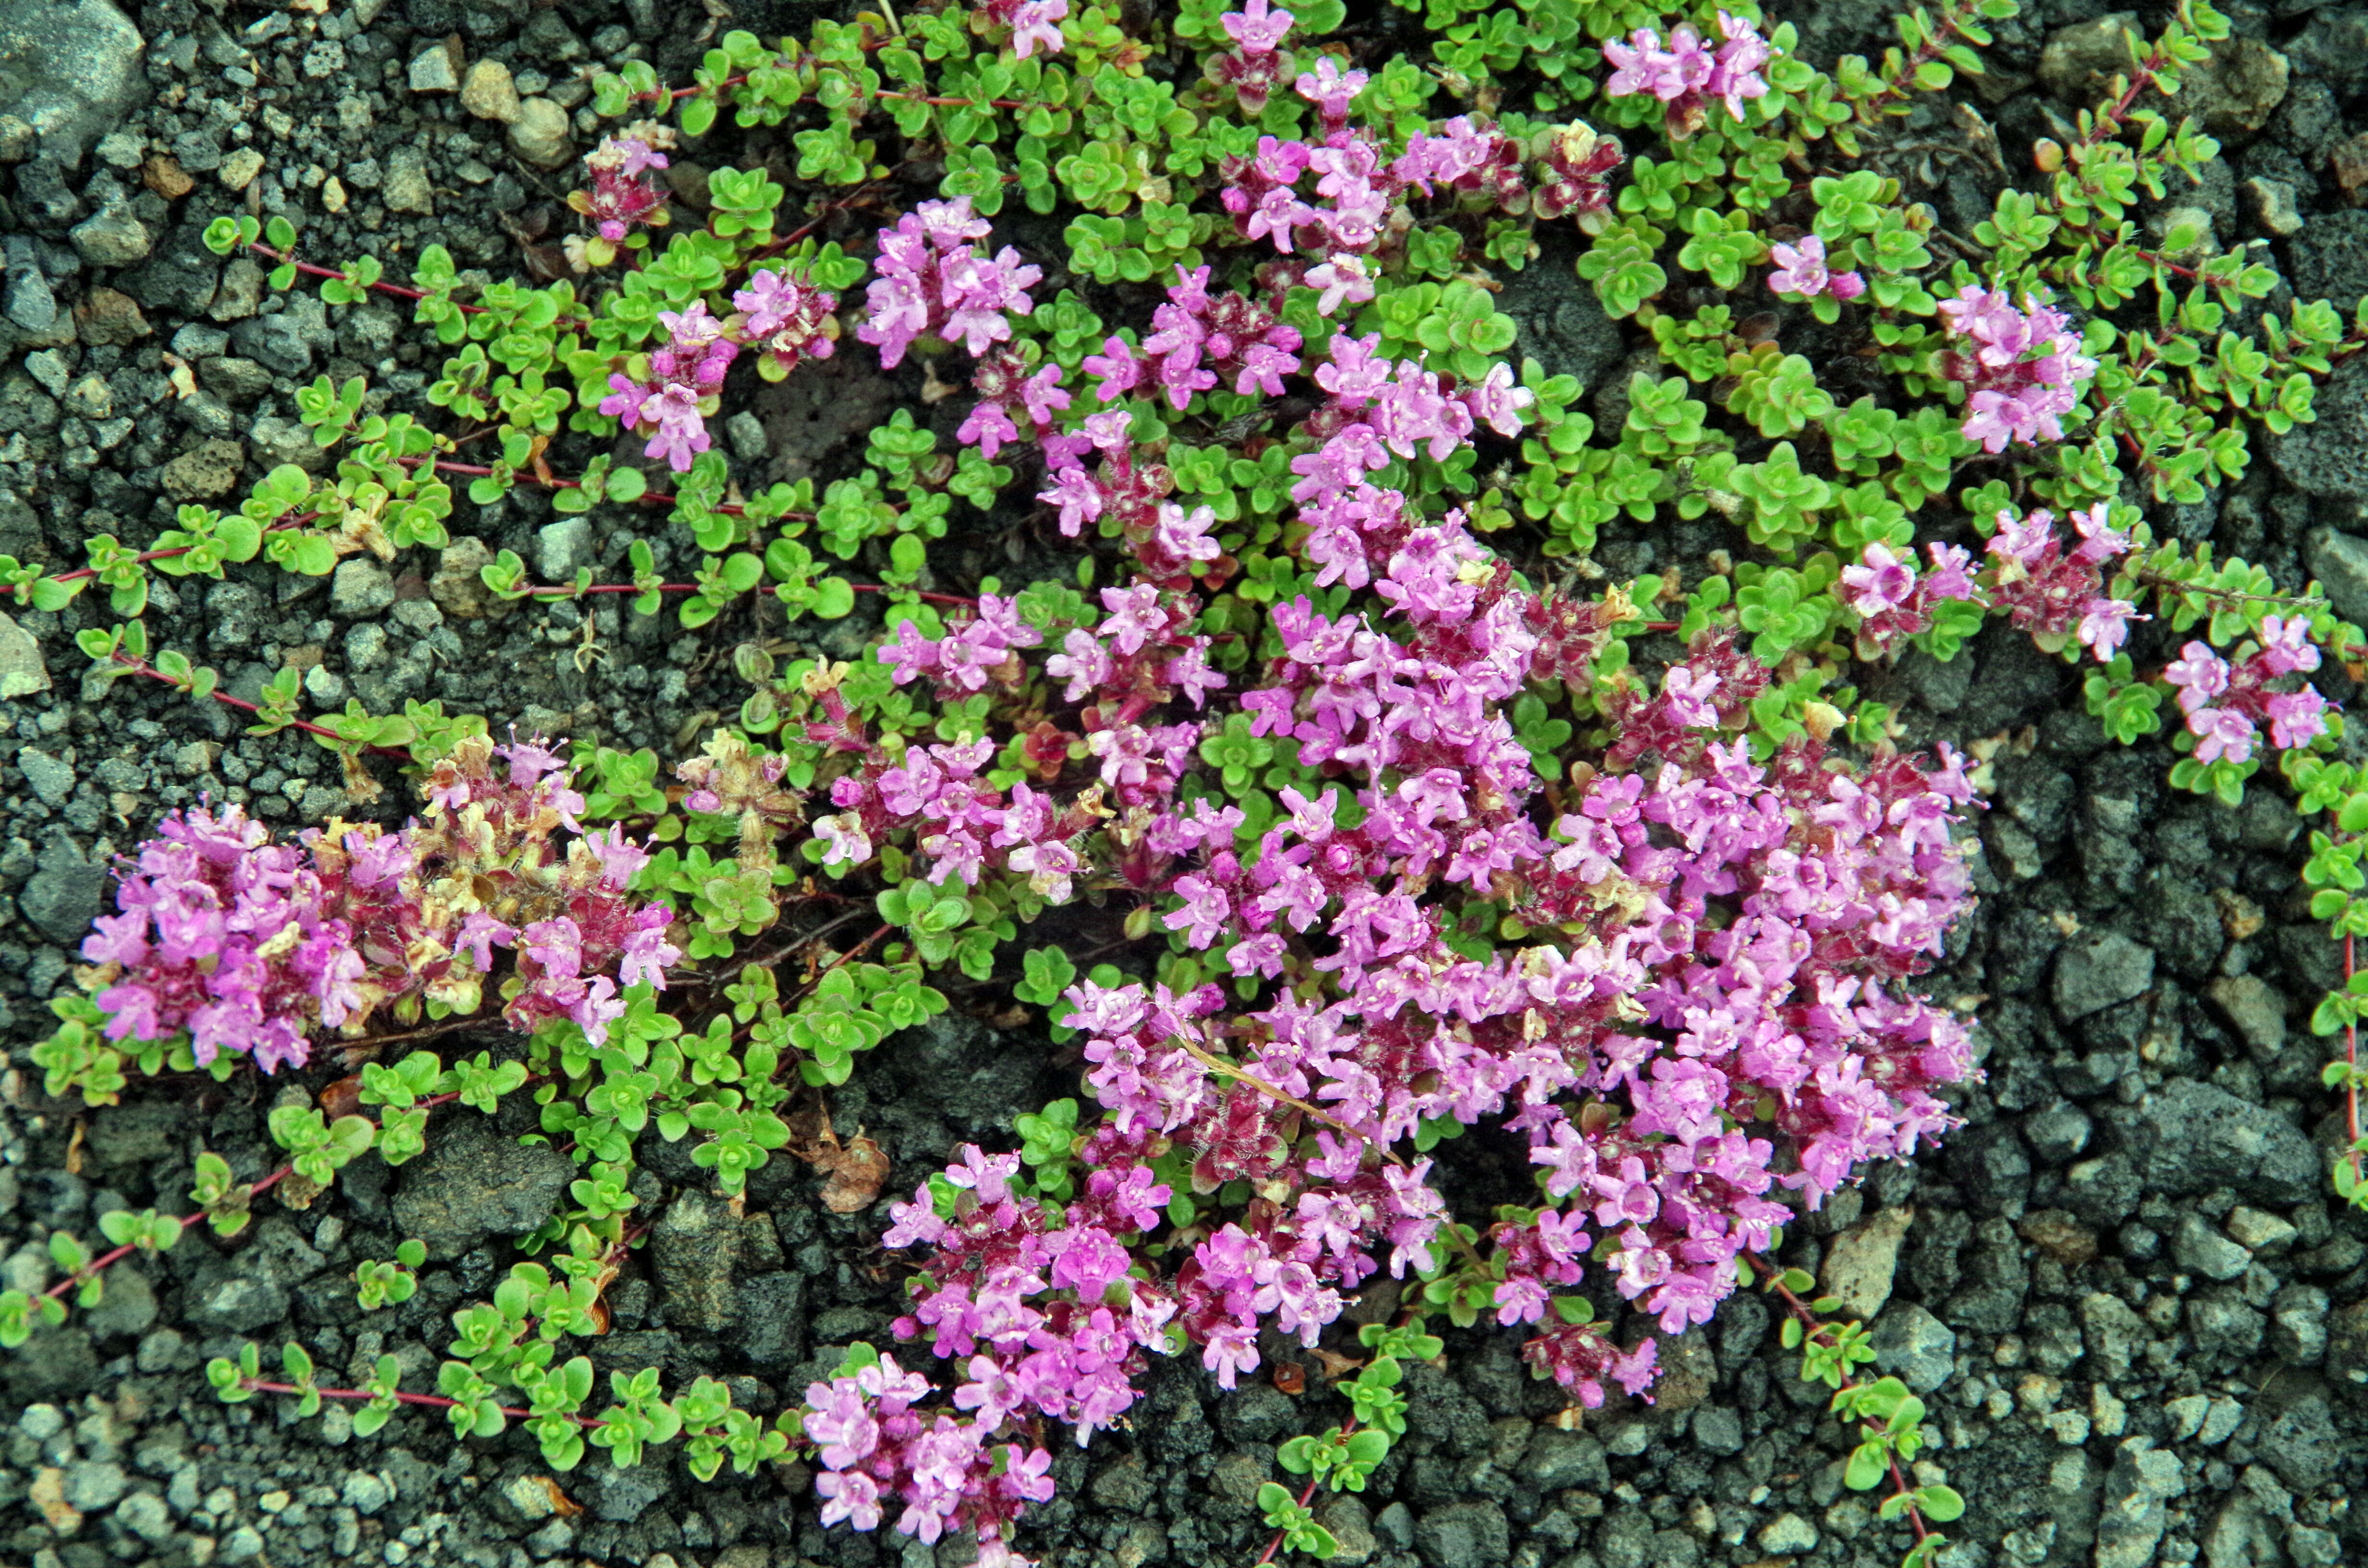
<box><xmin>3</xmin><ymin>0</ymin><xmax>2368</xmax><ymax>1564</ymax></box>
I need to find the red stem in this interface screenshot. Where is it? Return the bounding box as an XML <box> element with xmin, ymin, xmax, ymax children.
<box><xmin>237</xmin><ymin>1379</ymin><xmax>604</xmax><ymax>1429</ymax></box>
<box><xmin>1253</xmin><ymin>1418</ymin><xmax>1360</xmax><ymax>1568</ymax></box>
<box><xmin>109</xmin><ymin>653</ymin><xmax>410</xmax><ymax>754</ymax></box>
<box><xmin>2347</xmin><ymin>933</ymin><xmax>2363</xmax><ymax>1187</ymax></box>
<box><xmin>44</xmin><ymin>1165</ymin><xmax>293</xmax><ymax>1301</ymax></box>
<box><xmin>1750</xmin><ymin>1258</ymin><xmax>1932</xmax><ymax>1547</ymax></box>
<box><xmin>50</xmin><ymin>518</ymin><xmax>313</xmax><ymax>587</ymax></box>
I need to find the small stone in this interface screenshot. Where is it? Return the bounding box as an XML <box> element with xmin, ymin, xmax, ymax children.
<box><xmin>2054</xmin><ymin>931</ymin><xmax>2155</xmax><ymax>1020</ymax></box>
<box><xmin>1818</xmin><ymin>1205</ymin><xmax>1914</xmax><ymax>1321</ymax></box>
<box><xmin>0</xmin><ymin>611</ymin><xmax>50</xmax><ymax>698</ymax></box>
<box><xmin>142</xmin><ymin>154</ymin><xmax>195</xmax><ymax>200</ymax></box>
<box><xmin>62</xmin><ymin>1460</ymin><xmax>127</xmax><ymax>1512</ymax></box>
<box><xmin>4</xmin><ymin>264</ymin><xmax>56</xmax><ymax>333</ymax></box>
<box><xmin>2046</xmin><ymin>1409</ymin><xmax>2092</xmax><ymax>1445</ymax></box>
<box><xmin>69</xmin><ymin>205</ymin><xmax>152</xmax><ymax>268</ymax></box>
<box><xmin>321</xmin><ymin>175</ymin><xmax>348</xmax><ymax>215</ymax></box>
<box><xmin>1871</xmin><ymin>1303</ymin><xmax>1956</xmax><ymax>1393</ymax></box>
<box><xmin>2200</xmin><ymin>1395</ymin><xmax>2246</xmax><ymax>1446</ymax></box>
<box><xmin>161</xmin><ymin>439</ymin><xmax>245</xmax><ymax>500</ymax></box>
<box><xmin>218</xmin><ymin>147</ymin><xmax>265</xmax><ymax>193</ymax></box>
<box><xmin>20</xmin><ymin>747</ymin><xmax>74</xmax><ymax>806</ymax></box>
<box><xmin>29</xmin><ymin>1468</ymin><xmax>81</xmax><ymax>1533</ymax></box>
<box><xmin>506</xmin><ymin>98</ymin><xmax>574</xmax><ymax>169</ymax></box>
<box><xmin>409</xmin><ymin>40</ymin><xmax>462</xmax><ymax>93</ymax></box>
<box><xmin>74</xmin><ymin>286</ymin><xmax>149</xmax><ymax>345</ymax></box>
<box><xmin>383</xmin><ymin>146</ymin><xmax>433</xmax><ymax>216</ymax></box>
<box><xmin>2184</xmin><ymin>37</ymin><xmax>2290</xmax><ymax>138</ymax></box>
<box><xmin>2226</xmin><ymin>1206</ymin><xmax>2299</xmax><ymax>1252</ymax></box>
<box><xmin>116</xmin><ymin>1491</ymin><xmax>173</xmax><ymax>1543</ymax></box>
<box><xmin>1757</xmin><ymin>1514</ymin><xmax>1818</xmax><ymax>1554</ymax></box>
<box><xmin>2172</xmin><ymin>1213</ymin><xmax>2252</xmax><ymax>1281</ymax></box>
<box><xmin>537</xmin><ymin>515</ymin><xmax>592</xmax><ymax>581</ymax></box>
<box><xmin>2307</xmin><ymin>527</ymin><xmax>2368</xmax><ymax>623</ymax></box>
<box><xmin>389</xmin><ymin>1116</ymin><xmax>572</xmax><ymax>1258</ymax></box>
<box><xmin>0</xmin><ymin>0</ymin><xmax>148</xmax><ymax>167</ymax></box>
<box><xmin>430</xmin><ymin>537</ymin><xmax>505</xmax><ymax>619</ymax></box>
<box><xmin>725</xmin><ymin>409</ymin><xmax>768</xmax><ymax>461</ymax></box>
<box><xmin>460</xmin><ymin>59</ymin><xmax>520</xmax><ymax>123</ymax></box>
<box><xmin>65</xmin><ymin>373</ymin><xmax>112</xmax><ymax>420</ymax></box>
<box><xmin>2092</xmin><ymin>1384</ymin><xmax>2128</xmax><ymax>1438</ymax></box>
<box><xmin>343</xmin><ymin>1471</ymin><xmax>392</xmax><ymax>1516</ymax></box>
<box><xmin>2206</xmin><ymin>973</ymin><xmax>2286</xmax><ymax>1056</ymax></box>
<box><xmin>2166</xmin><ymin>1393</ymin><xmax>2209</xmax><ymax>1440</ymax></box>
<box><xmin>2039</xmin><ymin>13</ymin><xmax>2139</xmax><ymax>105</ymax></box>
<box><xmin>331</xmin><ymin>559</ymin><xmax>396</xmax><ymax>617</ymax></box>
<box><xmin>2245</xmin><ymin>177</ymin><xmax>2302</xmax><ymax>233</ymax></box>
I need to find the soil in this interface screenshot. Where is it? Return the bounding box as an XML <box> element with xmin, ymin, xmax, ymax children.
<box><xmin>0</xmin><ymin>2</ymin><xmax>2363</xmax><ymax>1568</ymax></box>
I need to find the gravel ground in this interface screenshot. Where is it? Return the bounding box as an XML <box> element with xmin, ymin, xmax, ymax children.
<box><xmin>0</xmin><ymin>1</ymin><xmax>2364</xmax><ymax>1568</ymax></box>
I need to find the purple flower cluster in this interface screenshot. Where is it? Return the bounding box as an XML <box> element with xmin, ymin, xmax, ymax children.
<box><xmin>728</xmin><ymin>265</ymin><xmax>839</xmax><ymax>378</ymax></box>
<box><xmin>784</xmin><ymin>186</ymin><xmax>1985</xmax><ymax>1557</ymax></box>
<box><xmin>1847</xmin><ymin>503</ymin><xmax>2146</xmax><ymax>662</ymax></box>
<box><xmin>1204</xmin><ymin>0</ymin><xmax>1295</xmax><ymax>113</ymax></box>
<box><xmin>1602</xmin><ymin>12</ymin><xmax>1773</xmax><ymax>137</ymax></box>
<box><xmin>1217</xmin><ymin>55</ymin><xmax>1534</xmax><ymax>317</ymax></box>
<box><xmin>579</xmin><ymin>128</ymin><xmax>673</xmax><ymax>243</ymax></box>
<box><xmin>957</xmin><ymin>350</ymin><xmax>1071</xmax><ymax>461</ymax></box>
<box><xmin>79</xmin><ymin>804</ymin><xmax>382</xmax><ymax>1073</ymax></box>
<box><xmin>598</xmin><ymin>302</ymin><xmax>740</xmax><ymax>472</ymax></box>
<box><xmin>1937</xmin><ymin>284</ymin><xmax>2097</xmax><ymax>453</ymax></box>
<box><xmin>1081</xmin><ymin>263</ymin><xmax>1304</xmax><ymax>410</ymax></box>
<box><xmin>2166</xmin><ymin>623</ymin><xmax>2331</xmax><ymax>763</ymax></box>
<box><xmin>804</xmin><ymin>1347</ymin><xmax>1055</xmax><ymax>1567</ymax></box>
<box><xmin>77</xmin><ymin>736</ymin><xmax>680</xmax><ymax>1070</ymax></box>
<box><xmin>856</xmin><ymin>196</ymin><xmax>1044</xmax><ymax>370</ymax></box>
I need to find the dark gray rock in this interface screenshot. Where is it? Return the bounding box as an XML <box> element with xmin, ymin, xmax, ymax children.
<box><xmin>182</xmin><ymin>1256</ymin><xmax>290</xmax><ymax>1332</ymax></box>
<box><xmin>1413</xmin><ymin>1500</ymin><xmax>1509</xmax><ymax>1568</ymax></box>
<box><xmin>2305</xmin><ymin>527</ymin><xmax>2368</xmax><ymax>624</ymax></box>
<box><xmin>2110</xmin><ymin>1081</ymin><xmax>2318</xmax><ymax>1204</ymax></box>
<box><xmin>653</xmin><ymin>1188</ymin><xmax>739</xmax><ymax>1333</ymax></box>
<box><xmin>2277</xmin><ymin>353</ymin><xmax>2368</xmax><ymax>496</ymax></box>
<box><xmin>2172</xmin><ymin>1213</ymin><xmax>2253</xmax><ymax>1281</ymax></box>
<box><xmin>114</xmin><ymin>226</ymin><xmax>217</xmax><ymax>316</ymax></box>
<box><xmin>1691</xmin><ymin>1406</ymin><xmax>1743</xmax><ymax>1454</ymax></box>
<box><xmin>0</xmin><ymin>0</ymin><xmax>146</xmax><ymax>166</ymax></box>
<box><xmin>2082</xmin><ymin>1291</ymin><xmax>2149</xmax><ymax>1381</ymax></box>
<box><xmin>2054</xmin><ymin>931</ymin><xmax>2156</xmax><ymax>1021</ymax></box>
<box><xmin>731</xmin><ymin>1272</ymin><xmax>805</xmax><ymax>1366</ymax></box>
<box><xmin>576</xmin><ymin>1459</ymin><xmax>669</xmax><ymax>1523</ymax></box>
<box><xmin>2094</xmin><ymin>1440</ymin><xmax>2183</xmax><ymax>1568</ymax></box>
<box><xmin>1946</xmin><ymin>1120</ymin><xmax>2031</xmax><ymax>1214</ymax></box>
<box><xmin>2024</xmin><ymin>1101</ymin><xmax>2093</xmax><ymax>1165</ymax></box>
<box><xmin>2186</xmin><ymin>1288</ymin><xmax>2267</xmax><ymax>1364</ymax></box>
<box><xmin>2256</xmin><ymin>1396</ymin><xmax>2342</xmax><ymax>1493</ymax></box>
<box><xmin>1517</xmin><ymin>1428</ymin><xmax>1607</xmax><ymax>1491</ymax></box>
<box><xmin>19</xmin><ymin>831</ymin><xmax>105</xmax><ymax>945</ymax></box>
<box><xmin>389</xmin><ymin>1116</ymin><xmax>572</xmax><ymax>1259</ymax></box>
<box><xmin>1872</xmin><ymin>1303</ymin><xmax>1956</xmax><ymax>1393</ymax></box>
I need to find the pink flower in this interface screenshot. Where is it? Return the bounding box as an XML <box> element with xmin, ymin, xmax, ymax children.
<box><xmin>2076</xmin><ymin>597</ymin><xmax>2140</xmax><ymax>662</ymax></box>
<box><xmin>2188</xmin><ymin>705</ymin><xmax>2257</xmax><ymax>765</ymax></box>
<box><xmin>1767</xmin><ymin>235</ymin><xmax>1833</xmax><ymax>297</ymax></box>
<box><xmin>1840</xmin><ymin>543</ymin><xmax>1915</xmax><ymax>614</ymax></box>
<box><xmin>2258</xmin><ymin>615</ymin><xmax>2321</xmax><ymax>677</ymax></box>
<box><xmin>2268</xmin><ymin>687</ymin><xmax>2330</xmax><ymax>749</ymax></box>
<box><xmin>1221</xmin><ymin>0</ymin><xmax>1294</xmax><ymax>54</ymax></box>
<box><xmin>2165</xmin><ymin>640</ymin><xmax>2230</xmax><ymax>713</ymax></box>
<box><xmin>1009</xmin><ymin>0</ymin><xmax>1067</xmax><ymax>58</ymax></box>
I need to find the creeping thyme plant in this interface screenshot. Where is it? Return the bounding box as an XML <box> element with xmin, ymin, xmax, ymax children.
<box><xmin>15</xmin><ymin>0</ymin><xmax>2368</xmax><ymax>1561</ymax></box>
